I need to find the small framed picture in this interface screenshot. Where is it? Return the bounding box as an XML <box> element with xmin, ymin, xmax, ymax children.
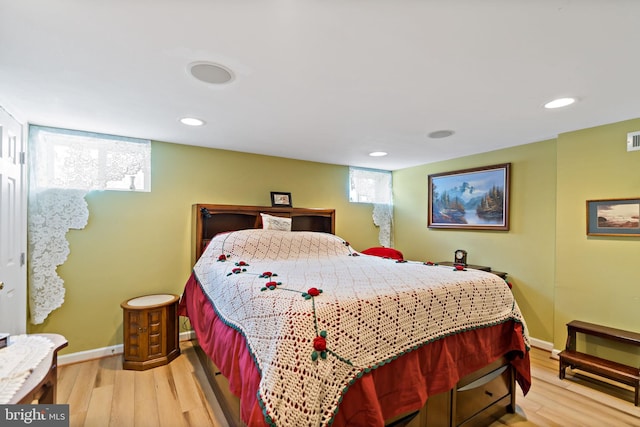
<box><xmin>586</xmin><ymin>198</ymin><xmax>640</xmax><ymax>236</ymax></box>
<box><xmin>271</xmin><ymin>192</ymin><xmax>292</xmax><ymax>207</ymax></box>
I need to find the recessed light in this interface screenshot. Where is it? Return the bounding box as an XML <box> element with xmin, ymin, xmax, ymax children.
<box><xmin>369</xmin><ymin>151</ymin><xmax>388</xmax><ymax>157</ymax></box>
<box><xmin>428</xmin><ymin>130</ymin><xmax>454</xmax><ymax>139</ymax></box>
<box><xmin>188</xmin><ymin>61</ymin><xmax>234</xmax><ymax>85</ymax></box>
<box><xmin>180</xmin><ymin>117</ymin><xmax>205</xmax><ymax>126</ymax></box>
<box><xmin>544</xmin><ymin>97</ymin><xmax>576</xmax><ymax>109</ymax></box>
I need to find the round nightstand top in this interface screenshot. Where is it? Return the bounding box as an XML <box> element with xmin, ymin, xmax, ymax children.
<box><xmin>125</xmin><ymin>294</ymin><xmax>178</xmax><ymax>308</ymax></box>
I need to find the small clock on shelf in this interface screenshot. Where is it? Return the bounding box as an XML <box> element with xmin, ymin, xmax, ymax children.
<box><xmin>454</xmin><ymin>249</ymin><xmax>467</xmax><ymax>266</ymax></box>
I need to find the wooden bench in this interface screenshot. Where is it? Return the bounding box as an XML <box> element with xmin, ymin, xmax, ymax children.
<box><xmin>558</xmin><ymin>320</ymin><xmax>640</xmax><ymax>406</ymax></box>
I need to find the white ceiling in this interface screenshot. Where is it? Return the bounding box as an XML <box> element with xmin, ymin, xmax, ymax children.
<box><xmin>1</xmin><ymin>1</ymin><xmax>639</xmax><ymax>170</ymax></box>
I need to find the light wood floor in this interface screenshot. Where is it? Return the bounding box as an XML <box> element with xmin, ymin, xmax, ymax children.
<box><xmin>57</xmin><ymin>341</ymin><xmax>640</xmax><ymax>427</ymax></box>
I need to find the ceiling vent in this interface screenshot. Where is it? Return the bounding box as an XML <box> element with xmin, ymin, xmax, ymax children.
<box><xmin>628</xmin><ymin>131</ymin><xmax>640</xmax><ymax>152</ymax></box>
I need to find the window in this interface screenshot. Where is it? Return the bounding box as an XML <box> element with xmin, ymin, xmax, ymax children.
<box><xmin>29</xmin><ymin>125</ymin><xmax>151</xmax><ymax>192</ymax></box>
<box><xmin>349</xmin><ymin>167</ymin><xmax>392</xmax><ymax>204</ymax></box>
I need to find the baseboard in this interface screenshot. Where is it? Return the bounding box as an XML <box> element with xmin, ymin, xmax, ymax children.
<box><xmin>526</xmin><ymin>337</ymin><xmax>564</xmax><ymax>359</ymax></box>
<box><xmin>58</xmin><ymin>330</ymin><xmax>196</xmax><ymax>366</ymax></box>
<box><xmin>528</xmin><ymin>336</ymin><xmax>553</xmax><ymax>351</ymax></box>
<box><xmin>59</xmin><ymin>342</ymin><xmax>124</xmax><ymax>366</ymax></box>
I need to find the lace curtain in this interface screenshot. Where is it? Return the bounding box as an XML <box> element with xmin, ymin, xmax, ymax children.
<box><xmin>349</xmin><ymin>167</ymin><xmax>394</xmax><ymax>247</ymax></box>
<box><xmin>27</xmin><ymin>125</ymin><xmax>150</xmax><ymax>324</ymax></box>
<box><xmin>373</xmin><ymin>203</ymin><xmax>393</xmax><ymax>247</ymax></box>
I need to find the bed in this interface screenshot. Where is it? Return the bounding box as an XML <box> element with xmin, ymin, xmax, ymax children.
<box><xmin>181</xmin><ymin>204</ymin><xmax>531</xmax><ymax>427</ymax></box>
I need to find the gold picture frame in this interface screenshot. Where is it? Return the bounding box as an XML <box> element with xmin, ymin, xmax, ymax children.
<box><xmin>428</xmin><ymin>163</ymin><xmax>510</xmax><ymax>231</ymax></box>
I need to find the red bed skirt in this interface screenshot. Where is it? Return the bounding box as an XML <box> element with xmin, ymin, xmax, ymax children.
<box><xmin>180</xmin><ymin>273</ymin><xmax>531</xmax><ymax>427</ymax></box>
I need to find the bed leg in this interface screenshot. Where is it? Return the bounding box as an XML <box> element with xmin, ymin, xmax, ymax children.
<box><xmin>508</xmin><ymin>364</ymin><xmax>516</xmax><ymax>413</ymax></box>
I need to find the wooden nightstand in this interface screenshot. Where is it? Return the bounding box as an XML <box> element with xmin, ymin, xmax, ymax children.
<box><xmin>438</xmin><ymin>262</ymin><xmax>508</xmax><ymax>280</ymax></box>
<box><xmin>121</xmin><ymin>294</ymin><xmax>180</xmax><ymax>371</ymax></box>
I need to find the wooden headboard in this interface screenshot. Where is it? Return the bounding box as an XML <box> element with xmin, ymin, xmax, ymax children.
<box><xmin>192</xmin><ymin>204</ymin><xmax>336</xmax><ymax>264</ymax></box>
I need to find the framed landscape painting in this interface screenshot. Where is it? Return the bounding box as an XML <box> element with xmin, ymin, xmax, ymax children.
<box><xmin>428</xmin><ymin>163</ymin><xmax>510</xmax><ymax>231</ymax></box>
<box><xmin>586</xmin><ymin>198</ymin><xmax>640</xmax><ymax>236</ymax></box>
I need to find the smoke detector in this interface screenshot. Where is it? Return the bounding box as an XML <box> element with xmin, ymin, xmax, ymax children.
<box><xmin>188</xmin><ymin>62</ymin><xmax>234</xmax><ymax>85</ymax></box>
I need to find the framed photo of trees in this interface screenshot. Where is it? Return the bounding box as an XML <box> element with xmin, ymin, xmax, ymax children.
<box><xmin>428</xmin><ymin>163</ymin><xmax>510</xmax><ymax>231</ymax></box>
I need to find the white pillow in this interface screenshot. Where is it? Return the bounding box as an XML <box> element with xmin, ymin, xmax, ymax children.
<box><xmin>260</xmin><ymin>213</ymin><xmax>292</xmax><ymax>231</ymax></box>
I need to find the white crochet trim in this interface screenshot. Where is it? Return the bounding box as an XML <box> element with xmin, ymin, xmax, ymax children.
<box><xmin>0</xmin><ymin>335</ymin><xmax>54</xmax><ymax>404</ymax></box>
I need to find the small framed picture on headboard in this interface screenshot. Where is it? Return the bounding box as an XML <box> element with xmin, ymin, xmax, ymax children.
<box><xmin>271</xmin><ymin>192</ymin><xmax>292</xmax><ymax>207</ymax></box>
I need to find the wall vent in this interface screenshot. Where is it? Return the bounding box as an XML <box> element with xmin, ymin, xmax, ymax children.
<box><xmin>628</xmin><ymin>131</ymin><xmax>640</xmax><ymax>152</ymax></box>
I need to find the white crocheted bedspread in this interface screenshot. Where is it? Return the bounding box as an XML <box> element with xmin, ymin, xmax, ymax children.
<box><xmin>0</xmin><ymin>335</ymin><xmax>54</xmax><ymax>404</ymax></box>
<box><xmin>194</xmin><ymin>230</ymin><xmax>529</xmax><ymax>427</ymax></box>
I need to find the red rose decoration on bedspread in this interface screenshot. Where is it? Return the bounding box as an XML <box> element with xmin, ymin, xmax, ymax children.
<box><xmin>264</xmin><ymin>281</ymin><xmax>280</xmax><ymax>290</ymax></box>
<box><xmin>302</xmin><ymin>287</ymin><xmax>323</xmax><ymax>299</ymax></box>
<box><xmin>311</xmin><ymin>331</ymin><xmax>328</xmax><ymax>361</ymax></box>
<box><xmin>255</xmin><ymin>271</ymin><xmax>282</xmax><ymax>291</ymax></box>
<box><xmin>313</xmin><ymin>336</ymin><xmax>327</xmax><ymax>351</ymax></box>
<box><xmin>227</xmin><ymin>262</ymin><xmax>249</xmax><ymax>276</ymax></box>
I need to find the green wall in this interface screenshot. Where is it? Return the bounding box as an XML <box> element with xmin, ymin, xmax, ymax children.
<box><xmin>395</xmin><ymin>118</ymin><xmax>640</xmax><ymax>366</ymax></box>
<box><xmin>28</xmin><ymin>142</ymin><xmax>381</xmax><ymax>353</ymax></box>
<box><xmin>29</xmin><ymin>118</ymin><xmax>640</xmax><ymax>364</ymax></box>
<box><xmin>555</xmin><ymin>119</ymin><xmax>640</xmax><ymax>363</ymax></box>
<box><xmin>393</xmin><ymin>139</ymin><xmax>557</xmax><ymax>343</ymax></box>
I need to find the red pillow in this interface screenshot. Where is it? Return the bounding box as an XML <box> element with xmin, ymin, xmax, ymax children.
<box><xmin>361</xmin><ymin>247</ymin><xmax>404</xmax><ymax>261</ymax></box>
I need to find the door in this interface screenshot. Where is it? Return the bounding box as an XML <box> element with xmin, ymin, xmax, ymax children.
<box><xmin>0</xmin><ymin>106</ymin><xmax>26</xmax><ymax>334</ymax></box>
